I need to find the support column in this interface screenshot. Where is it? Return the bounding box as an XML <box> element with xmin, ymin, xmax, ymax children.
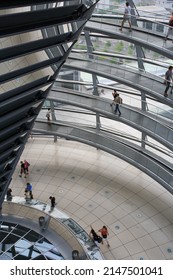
<box><xmin>128</xmin><ymin>1</ymin><xmax>146</xmax><ymax>148</ymax></box>
<box><xmin>50</xmin><ymin>101</ymin><xmax>57</xmax><ymax>142</ymax></box>
<box><xmin>84</xmin><ymin>30</ymin><xmax>101</xmax><ymax>131</ymax></box>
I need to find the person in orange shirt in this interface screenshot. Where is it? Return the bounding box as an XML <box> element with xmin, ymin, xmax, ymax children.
<box><xmin>98</xmin><ymin>225</ymin><xmax>110</xmax><ymax>247</ymax></box>
<box><xmin>164</xmin><ymin>12</ymin><xmax>173</xmax><ymax>41</ymax></box>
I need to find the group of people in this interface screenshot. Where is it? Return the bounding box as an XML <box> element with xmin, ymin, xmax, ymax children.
<box><xmin>19</xmin><ymin>160</ymin><xmax>33</xmax><ymax>201</ymax></box>
<box><xmin>89</xmin><ymin>225</ymin><xmax>110</xmax><ymax>248</ymax></box>
<box><xmin>22</xmin><ymin>179</ymin><xmax>56</xmax><ymax>210</ymax></box>
<box><xmin>19</xmin><ymin>160</ymin><xmax>30</xmax><ymax>178</ymax></box>
<box><xmin>8</xmin><ymin>159</ymin><xmax>56</xmax><ymax>210</ymax></box>
<box><xmin>119</xmin><ymin>2</ymin><xmax>173</xmax><ymax>97</ymax></box>
<box><xmin>24</xmin><ymin>182</ymin><xmax>56</xmax><ymax>210</ymax></box>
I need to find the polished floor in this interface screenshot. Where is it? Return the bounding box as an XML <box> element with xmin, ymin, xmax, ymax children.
<box><xmin>9</xmin><ymin>137</ymin><xmax>173</xmax><ymax>260</ymax></box>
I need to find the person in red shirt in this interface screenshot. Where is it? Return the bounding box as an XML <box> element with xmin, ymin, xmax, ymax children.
<box><xmin>98</xmin><ymin>225</ymin><xmax>110</xmax><ymax>247</ymax></box>
<box><xmin>24</xmin><ymin>160</ymin><xmax>30</xmax><ymax>177</ymax></box>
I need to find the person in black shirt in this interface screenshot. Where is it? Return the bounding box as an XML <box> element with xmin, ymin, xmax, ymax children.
<box><xmin>49</xmin><ymin>196</ymin><xmax>56</xmax><ymax>211</ymax></box>
<box><xmin>164</xmin><ymin>66</ymin><xmax>173</xmax><ymax>97</ymax></box>
<box><xmin>19</xmin><ymin>161</ymin><xmax>25</xmax><ymax>177</ymax></box>
<box><xmin>89</xmin><ymin>226</ymin><xmax>103</xmax><ymax>247</ymax></box>
<box><xmin>7</xmin><ymin>188</ymin><xmax>12</xmax><ymax>201</ymax></box>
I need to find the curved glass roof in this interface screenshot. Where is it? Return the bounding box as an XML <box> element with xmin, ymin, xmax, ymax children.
<box><xmin>0</xmin><ymin>221</ymin><xmax>64</xmax><ymax>260</ymax></box>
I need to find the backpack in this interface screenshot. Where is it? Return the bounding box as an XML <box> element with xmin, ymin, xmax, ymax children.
<box><xmin>97</xmin><ymin>236</ymin><xmax>103</xmax><ymax>243</ymax></box>
<box><xmin>120</xmin><ymin>97</ymin><xmax>123</xmax><ymax>104</ymax></box>
<box><xmin>92</xmin><ymin>230</ymin><xmax>102</xmax><ymax>243</ymax></box>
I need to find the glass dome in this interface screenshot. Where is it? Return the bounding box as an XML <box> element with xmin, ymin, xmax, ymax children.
<box><xmin>0</xmin><ymin>221</ymin><xmax>64</xmax><ymax>260</ymax></box>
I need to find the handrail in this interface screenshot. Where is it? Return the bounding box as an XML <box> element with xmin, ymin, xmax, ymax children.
<box><xmin>52</xmin><ymin>81</ymin><xmax>173</xmax><ymax>122</ymax></box>
<box><xmin>66</xmin><ymin>52</ymin><xmax>173</xmax><ymax>98</ymax></box>
<box><xmin>33</xmin><ymin>119</ymin><xmax>173</xmax><ymax>189</ymax></box>
<box><xmin>72</xmin><ymin>48</ymin><xmax>172</xmax><ymax>70</ymax></box>
<box><xmin>68</xmin><ymin>52</ymin><xmax>163</xmax><ymax>78</ymax></box>
<box><xmin>89</xmin><ymin>7</ymin><xmax>173</xmax><ymax>48</ymax></box>
<box><xmin>37</xmin><ymin>107</ymin><xmax>173</xmax><ymax>160</ymax></box>
<box><xmin>93</xmin><ymin>2</ymin><xmax>170</xmax><ymax>22</ymax></box>
<box><xmin>3</xmin><ymin>196</ymin><xmax>104</xmax><ymax>260</ymax></box>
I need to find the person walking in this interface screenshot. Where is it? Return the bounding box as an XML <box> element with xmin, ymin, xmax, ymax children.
<box><xmin>49</xmin><ymin>196</ymin><xmax>56</xmax><ymax>211</ymax></box>
<box><xmin>119</xmin><ymin>2</ymin><xmax>132</xmax><ymax>32</ymax></box>
<box><xmin>24</xmin><ymin>160</ymin><xmax>30</xmax><ymax>177</ymax></box>
<box><xmin>110</xmin><ymin>89</ymin><xmax>118</xmax><ymax>107</ymax></box>
<box><xmin>25</xmin><ymin>182</ymin><xmax>33</xmax><ymax>192</ymax></box>
<box><xmin>114</xmin><ymin>93</ymin><xmax>123</xmax><ymax>116</ymax></box>
<box><xmin>98</xmin><ymin>225</ymin><xmax>110</xmax><ymax>247</ymax></box>
<box><xmin>164</xmin><ymin>66</ymin><xmax>173</xmax><ymax>97</ymax></box>
<box><xmin>164</xmin><ymin>12</ymin><xmax>173</xmax><ymax>41</ymax></box>
<box><xmin>46</xmin><ymin>109</ymin><xmax>51</xmax><ymax>123</ymax></box>
<box><xmin>19</xmin><ymin>161</ymin><xmax>25</xmax><ymax>177</ymax></box>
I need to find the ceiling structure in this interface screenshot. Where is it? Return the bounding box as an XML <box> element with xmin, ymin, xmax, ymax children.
<box><xmin>0</xmin><ymin>0</ymin><xmax>98</xmax><ymax>209</ymax></box>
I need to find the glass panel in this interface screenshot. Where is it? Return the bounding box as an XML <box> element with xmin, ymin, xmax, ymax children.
<box><xmin>0</xmin><ymin>221</ymin><xmax>65</xmax><ymax>259</ymax></box>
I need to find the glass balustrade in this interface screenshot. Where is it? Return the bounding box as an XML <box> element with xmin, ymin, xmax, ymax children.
<box><xmin>45</xmin><ymin>84</ymin><xmax>173</xmax><ymax>123</ymax></box>
<box><xmin>66</xmin><ymin>52</ymin><xmax>173</xmax><ymax>104</ymax></box>
<box><xmin>34</xmin><ymin>1</ymin><xmax>172</xmax><ymax>190</ymax></box>
<box><xmin>87</xmin><ymin>3</ymin><xmax>173</xmax><ymax>51</ymax></box>
<box><xmin>36</xmin><ymin>105</ymin><xmax>173</xmax><ymax>163</ymax></box>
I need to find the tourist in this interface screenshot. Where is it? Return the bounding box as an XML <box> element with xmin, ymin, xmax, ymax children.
<box><xmin>164</xmin><ymin>66</ymin><xmax>173</xmax><ymax>97</ymax></box>
<box><xmin>119</xmin><ymin>2</ymin><xmax>132</xmax><ymax>32</ymax></box>
<box><xmin>98</xmin><ymin>225</ymin><xmax>110</xmax><ymax>247</ymax></box>
<box><xmin>49</xmin><ymin>196</ymin><xmax>56</xmax><ymax>211</ymax></box>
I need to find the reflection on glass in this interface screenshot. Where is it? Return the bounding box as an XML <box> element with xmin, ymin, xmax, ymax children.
<box><xmin>0</xmin><ymin>252</ymin><xmax>12</xmax><ymax>260</ymax></box>
<box><xmin>0</xmin><ymin>221</ymin><xmax>65</xmax><ymax>260</ymax></box>
<box><xmin>44</xmin><ymin>248</ymin><xmax>64</xmax><ymax>260</ymax></box>
<box><xmin>63</xmin><ymin>219</ymin><xmax>83</xmax><ymax>234</ymax></box>
<box><xmin>35</xmin><ymin>238</ymin><xmax>54</xmax><ymax>253</ymax></box>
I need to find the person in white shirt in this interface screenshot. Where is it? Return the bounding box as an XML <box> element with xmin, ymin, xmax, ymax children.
<box><xmin>119</xmin><ymin>2</ymin><xmax>132</xmax><ymax>31</ymax></box>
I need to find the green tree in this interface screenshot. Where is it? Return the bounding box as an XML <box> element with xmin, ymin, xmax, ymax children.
<box><xmin>106</xmin><ymin>40</ymin><xmax>111</xmax><ymax>48</ymax></box>
<box><xmin>128</xmin><ymin>46</ymin><xmax>133</xmax><ymax>56</ymax></box>
<box><xmin>115</xmin><ymin>41</ymin><xmax>124</xmax><ymax>52</ymax></box>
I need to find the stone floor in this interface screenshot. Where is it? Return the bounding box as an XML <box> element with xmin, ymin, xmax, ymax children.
<box><xmin>9</xmin><ymin>137</ymin><xmax>173</xmax><ymax>260</ymax></box>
